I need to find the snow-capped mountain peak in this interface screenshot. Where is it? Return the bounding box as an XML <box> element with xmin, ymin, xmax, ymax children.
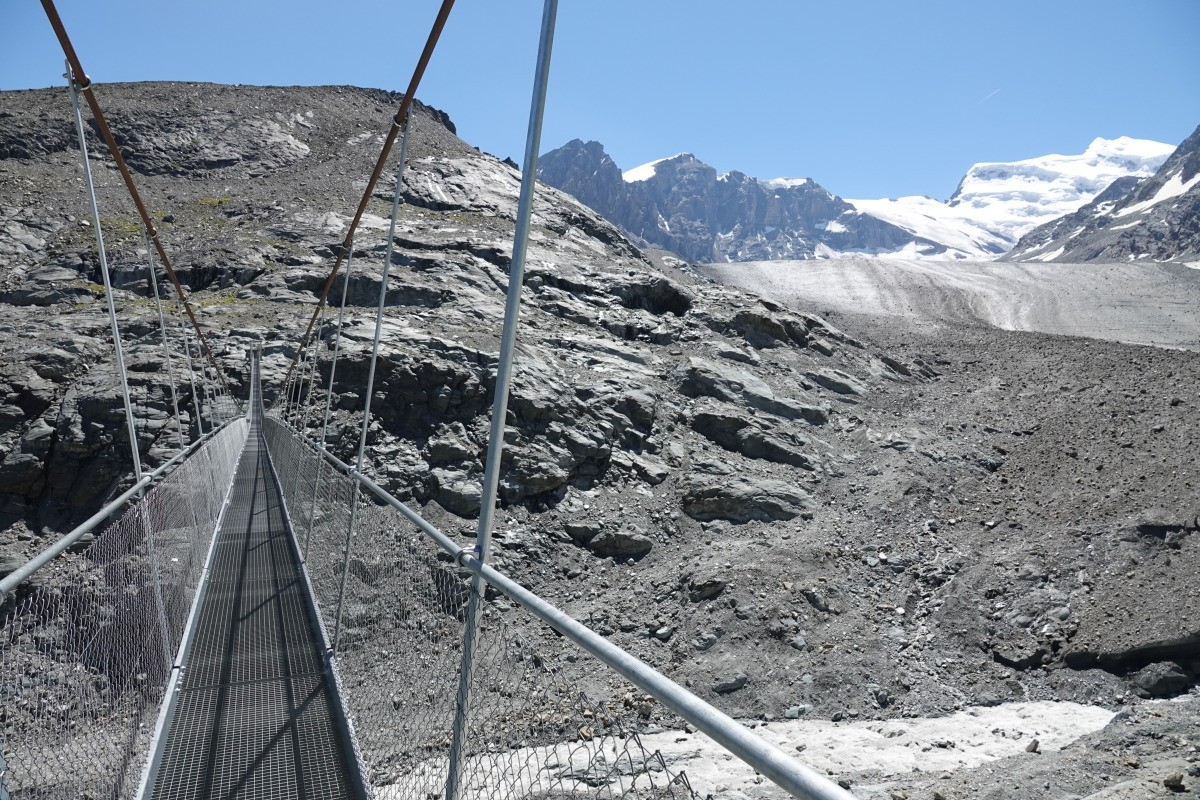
<box><xmin>1005</xmin><ymin>124</ymin><xmax>1200</xmax><ymax>264</ymax></box>
<box><xmin>847</xmin><ymin>136</ymin><xmax>1174</xmax><ymax>260</ymax></box>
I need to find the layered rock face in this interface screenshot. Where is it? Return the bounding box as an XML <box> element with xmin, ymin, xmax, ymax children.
<box><xmin>1007</xmin><ymin>124</ymin><xmax>1200</xmax><ymax>264</ymax></box>
<box><xmin>538</xmin><ymin>139</ymin><xmax>913</xmax><ymax>262</ymax></box>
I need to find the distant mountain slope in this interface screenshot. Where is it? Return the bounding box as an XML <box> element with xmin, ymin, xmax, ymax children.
<box><xmin>537</xmin><ymin>140</ymin><xmax>914</xmax><ymax>262</ymax></box>
<box><xmin>848</xmin><ymin>136</ymin><xmax>1174</xmax><ymax>260</ymax></box>
<box><xmin>540</xmin><ymin>137</ymin><xmax>1174</xmax><ymax>263</ymax></box>
<box><xmin>1006</xmin><ymin>125</ymin><xmax>1200</xmax><ymax>263</ymax></box>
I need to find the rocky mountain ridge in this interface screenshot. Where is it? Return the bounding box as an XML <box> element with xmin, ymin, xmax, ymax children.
<box><xmin>538</xmin><ymin>136</ymin><xmax>1176</xmax><ymax>263</ymax></box>
<box><xmin>1</xmin><ymin>82</ymin><xmax>1197</xmax><ymax>799</ymax></box>
<box><xmin>537</xmin><ymin>139</ymin><xmax>916</xmax><ymax>262</ymax></box>
<box><xmin>1006</xmin><ymin>124</ymin><xmax>1200</xmax><ymax>264</ymax></box>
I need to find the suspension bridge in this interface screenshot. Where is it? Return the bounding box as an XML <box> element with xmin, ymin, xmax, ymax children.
<box><xmin>1</xmin><ymin>2</ymin><xmax>855</xmax><ymax>799</ymax></box>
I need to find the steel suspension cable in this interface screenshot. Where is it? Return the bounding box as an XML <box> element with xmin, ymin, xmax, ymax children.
<box><xmin>181</xmin><ymin>324</ymin><xmax>207</xmax><ymax>438</ymax></box>
<box><xmin>305</xmin><ymin>244</ymin><xmax>357</xmax><ymax>560</ymax></box>
<box><xmin>70</xmin><ymin>69</ymin><xmax>176</xmax><ymax>674</ymax></box>
<box><xmin>41</xmin><ymin>0</ymin><xmax>232</xmax><ymax>394</ymax></box>
<box><xmin>277</xmin><ymin>0</ymin><xmax>456</xmax><ymax>398</ymax></box>
<box><xmin>297</xmin><ymin>303</ymin><xmax>326</xmax><ymax>431</ymax></box>
<box><xmin>69</xmin><ymin>69</ymin><xmax>144</xmax><ymax>486</ymax></box>
<box><xmin>145</xmin><ymin>231</ymin><xmax>186</xmax><ymax>451</ymax></box>
<box><xmin>331</xmin><ymin>115</ymin><xmax>412</xmax><ymax>650</ymax></box>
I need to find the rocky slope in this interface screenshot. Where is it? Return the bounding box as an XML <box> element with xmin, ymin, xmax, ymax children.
<box><xmin>537</xmin><ymin>139</ymin><xmax>914</xmax><ymax>262</ymax></box>
<box><xmin>1</xmin><ymin>83</ymin><xmax>1197</xmax><ymax>799</ymax></box>
<box><xmin>1006</xmin><ymin>124</ymin><xmax>1200</xmax><ymax>264</ymax></box>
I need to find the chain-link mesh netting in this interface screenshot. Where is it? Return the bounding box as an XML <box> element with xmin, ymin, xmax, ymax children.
<box><xmin>263</xmin><ymin>417</ymin><xmax>706</xmax><ymax>800</ymax></box>
<box><xmin>0</xmin><ymin>418</ymin><xmax>249</xmax><ymax>799</ymax></box>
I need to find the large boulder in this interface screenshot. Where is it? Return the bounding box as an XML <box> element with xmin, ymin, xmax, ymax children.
<box><xmin>587</xmin><ymin>528</ymin><xmax>654</xmax><ymax>560</ymax></box>
<box><xmin>681</xmin><ymin>475</ymin><xmax>813</xmax><ymax>523</ymax></box>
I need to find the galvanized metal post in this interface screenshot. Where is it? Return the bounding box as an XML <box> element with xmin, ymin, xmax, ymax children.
<box><xmin>68</xmin><ymin>66</ymin><xmax>174</xmax><ymax>670</ymax></box>
<box><xmin>332</xmin><ymin>115</ymin><xmax>412</xmax><ymax>650</ymax></box>
<box><xmin>445</xmin><ymin>3</ymin><xmax>557</xmax><ymax>798</ymax></box>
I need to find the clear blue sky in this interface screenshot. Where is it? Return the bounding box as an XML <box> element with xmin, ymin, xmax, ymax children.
<box><xmin>3</xmin><ymin>1</ymin><xmax>1198</xmax><ymax>200</ymax></box>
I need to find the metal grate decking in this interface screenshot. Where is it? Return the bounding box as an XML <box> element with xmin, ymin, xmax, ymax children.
<box><xmin>147</xmin><ymin>372</ymin><xmax>364</xmax><ymax>800</ymax></box>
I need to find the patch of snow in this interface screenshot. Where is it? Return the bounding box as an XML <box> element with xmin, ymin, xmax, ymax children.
<box><xmin>945</xmin><ymin>136</ymin><xmax>1173</xmax><ymax>247</ymax></box>
<box><xmin>623</xmin><ymin>154</ymin><xmax>685</xmax><ymax>183</ymax></box>
<box><xmin>847</xmin><ymin>195</ymin><xmax>1009</xmax><ymax>260</ymax></box>
<box><xmin>374</xmin><ymin>701</ymin><xmax>1118</xmax><ymax>800</ymax></box>
<box><xmin>1031</xmin><ymin>245</ymin><xmax>1066</xmax><ymax>262</ymax></box>
<box><xmin>764</xmin><ymin>177</ymin><xmax>810</xmax><ymax>189</ymax></box>
<box><xmin>1116</xmin><ymin>170</ymin><xmax>1200</xmax><ymax>217</ymax></box>
<box><xmin>824</xmin><ymin>220</ymin><xmax>848</xmax><ymax>234</ymax></box>
<box><xmin>1108</xmin><ymin>220</ymin><xmax>1141</xmax><ymax>231</ymax></box>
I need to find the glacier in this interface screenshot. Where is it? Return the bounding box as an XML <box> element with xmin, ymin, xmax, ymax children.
<box><xmin>848</xmin><ymin>136</ymin><xmax>1174</xmax><ymax>260</ymax></box>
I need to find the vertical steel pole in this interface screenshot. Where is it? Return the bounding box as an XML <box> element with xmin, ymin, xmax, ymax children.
<box><xmin>331</xmin><ymin>115</ymin><xmax>412</xmax><ymax>651</ymax></box>
<box><xmin>445</xmin><ymin>4</ymin><xmax>557</xmax><ymax>799</ymax></box>
<box><xmin>68</xmin><ymin>68</ymin><xmax>173</xmax><ymax>671</ymax></box>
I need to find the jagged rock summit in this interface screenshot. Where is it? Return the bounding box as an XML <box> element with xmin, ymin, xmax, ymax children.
<box><xmin>538</xmin><ymin>138</ymin><xmax>914</xmax><ymax>262</ymax></box>
<box><xmin>1006</xmin><ymin>124</ymin><xmax>1200</xmax><ymax>264</ymax></box>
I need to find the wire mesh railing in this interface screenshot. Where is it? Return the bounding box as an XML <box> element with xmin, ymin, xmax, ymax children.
<box><xmin>263</xmin><ymin>416</ymin><xmax>847</xmax><ymax>800</ymax></box>
<box><xmin>0</xmin><ymin>417</ymin><xmax>248</xmax><ymax>799</ymax></box>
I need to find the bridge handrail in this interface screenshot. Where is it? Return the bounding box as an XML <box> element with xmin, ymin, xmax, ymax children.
<box><xmin>267</xmin><ymin>415</ymin><xmax>853</xmax><ymax>800</ymax></box>
<box><xmin>0</xmin><ymin>414</ymin><xmax>247</xmax><ymax>602</ymax></box>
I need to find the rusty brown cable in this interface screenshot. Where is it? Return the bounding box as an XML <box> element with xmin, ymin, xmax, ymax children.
<box><xmin>40</xmin><ymin>0</ymin><xmax>232</xmax><ymax>395</ymax></box>
<box><xmin>276</xmin><ymin>0</ymin><xmax>457</xmax><ymax>400</ymax></box>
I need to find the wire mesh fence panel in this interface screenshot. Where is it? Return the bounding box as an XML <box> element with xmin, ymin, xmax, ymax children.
<box><xmin>0</xmin><ymin>418</ymin><xmax>249</xmax><ymax>800</ymax></box>
<box><xmin>262</xmin><ymin>419</ymin><xmax>707</xmax><ymax>800</ymax></box>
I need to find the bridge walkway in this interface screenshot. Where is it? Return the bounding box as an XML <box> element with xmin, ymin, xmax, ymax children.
<box><xmin>145</xmin><ymin>375</ymin><xmax>363</xmax><ymax>800</ymax></box>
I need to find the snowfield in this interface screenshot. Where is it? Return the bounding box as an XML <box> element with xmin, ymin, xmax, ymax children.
<box><xmin>847</xmin><ymin>136</ymin><xmax>1174</xmax><ymax>260</ymax></box>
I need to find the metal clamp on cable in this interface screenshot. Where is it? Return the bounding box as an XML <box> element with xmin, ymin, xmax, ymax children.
<box><xmin>453</xmin><ymin>545</ymin><xmax>479</xmax><ymax>569</ymax></box>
